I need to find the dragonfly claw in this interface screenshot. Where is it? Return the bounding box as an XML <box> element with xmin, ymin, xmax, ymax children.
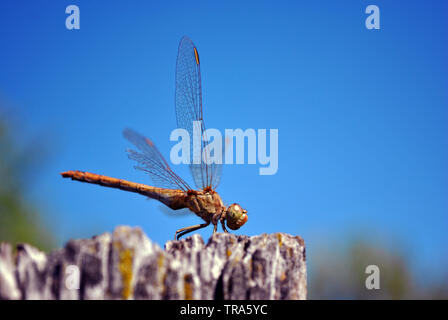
<box><xmin>174</xmin><ymin>222</ymin><xmax>210</xmax><ymax>240</ymax></box>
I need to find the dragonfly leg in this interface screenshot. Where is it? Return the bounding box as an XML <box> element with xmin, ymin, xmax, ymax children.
<box><xmin>213</xmin><ymin>224</ymin><xmax>218</xmax><ymax>234</ymax></box>
<box><xmin>175</xmin><ymin>222</ymin><xmax>210</xmax><ymax>240</ymax></box>
<box><xmin>220</xmin><ymin>219</ymin><xmax>229</xmax><ymax>233</ymax></box>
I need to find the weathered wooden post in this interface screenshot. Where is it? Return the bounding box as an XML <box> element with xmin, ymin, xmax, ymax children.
<box><xmin>0</xmin><ymin>226</ymin><xmax>307</xmax><ymax>300</ymax></box>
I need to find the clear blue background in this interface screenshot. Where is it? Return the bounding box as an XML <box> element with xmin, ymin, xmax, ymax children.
<box><xmin>0</xmin><ymin>1</ymin><xmax>447</xmax><ymax>283</ymax></box>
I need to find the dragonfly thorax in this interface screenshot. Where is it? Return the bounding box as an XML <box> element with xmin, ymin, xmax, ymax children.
<box><xmin>185</xmin><ymin>190</ymin><xmax>247</xmax><ymax>230</ymax></box>
<box><xmin>185</xmin><ymin>190</ymin><xmax>225</xmax><ymax>223</ymax></box>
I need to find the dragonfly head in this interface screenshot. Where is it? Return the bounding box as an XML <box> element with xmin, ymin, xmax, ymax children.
<box><xmin>225</xmin><ymin>203</ymin><xmax>248</xmax><ymax>230</ymax></box>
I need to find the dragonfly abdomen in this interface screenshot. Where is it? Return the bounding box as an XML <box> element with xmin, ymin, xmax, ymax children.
<box><xmin>60</xmin><ymin>170</ymin><xmax>187</xmax><ymax>209</ymax></box>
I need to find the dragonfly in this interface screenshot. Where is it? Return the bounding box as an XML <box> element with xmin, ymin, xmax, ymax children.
<box><xmin>61</xmin><ymin>36</ymin><xmax>248</xmax><ymax>240</ymax></box>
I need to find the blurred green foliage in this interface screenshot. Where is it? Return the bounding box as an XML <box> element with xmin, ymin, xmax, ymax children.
<box><xmin>0</xmin><ymin>113</ymin><xmax>55</xmax><ymax>252</ymax></box>
<box><xmin>309</xmin><ymin>236</ymin><xmax>448</xmax><ymax>299</ymax></box>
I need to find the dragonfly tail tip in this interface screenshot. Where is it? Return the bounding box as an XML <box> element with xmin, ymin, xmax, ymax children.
<box><xmin>60</xmin><ymin>171</ymin><xmax>73</xmax><ymax>178</ymax></box>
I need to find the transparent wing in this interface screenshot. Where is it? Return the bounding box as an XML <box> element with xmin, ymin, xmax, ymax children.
<box><xmin>123</xmin><ymin>128</ymin><xmax>191</xmax><ymax>191</ymax></box>
<box><xmin>175</xmin><ymin>36</ymin><xmax>222</xmax><ymax>190</ymax></box>
<box><xmin>157</xmin><ymin>205</ymin><xmax>193</xmax><ymax>217</ymax></box>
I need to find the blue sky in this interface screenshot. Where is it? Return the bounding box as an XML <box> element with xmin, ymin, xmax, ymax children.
<box><xmin>0</xmin><ymin>1</ymin><xmax>447</xmax><ymax>282</ymax></box>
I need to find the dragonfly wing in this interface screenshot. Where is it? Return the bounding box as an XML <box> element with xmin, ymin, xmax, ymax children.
<box><xmin>175</xmin><ymin>36</ymin><xmax>223</xmax><ymax>190</ymax></box>
<box><xmin>123</xmin><ymin>128</ymin><xmax>191</xmax><ymax>191</ymax></box>
<box><xmin>157</xmin><ymin>205</ymin><xmax>193</xmax><ymax>217</ymax></box>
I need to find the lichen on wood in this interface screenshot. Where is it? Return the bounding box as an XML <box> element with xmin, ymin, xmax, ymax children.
<box><xmin>0</xmin><ymin>226</ymin><xmax>306</xmax><ymax>300</ymax></box>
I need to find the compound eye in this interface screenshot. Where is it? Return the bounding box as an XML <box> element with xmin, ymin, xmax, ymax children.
<box><xmin>226</xmin><ymin>204</ymin><xmax>248</xmax><ymax>230</ymax></box>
